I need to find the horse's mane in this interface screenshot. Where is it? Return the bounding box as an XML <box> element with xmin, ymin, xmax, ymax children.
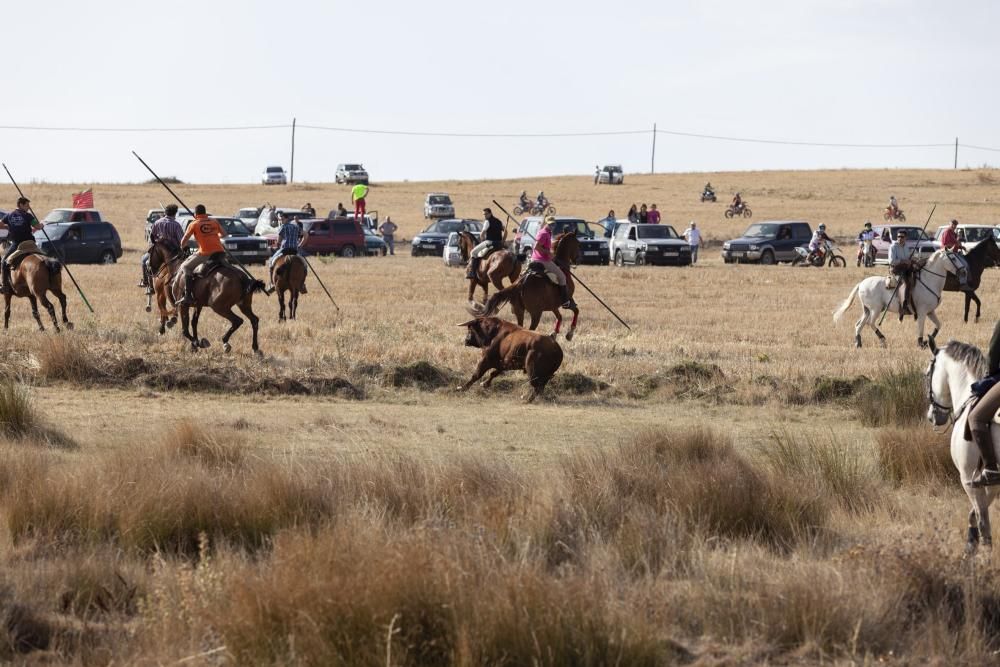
<box><xmin>943</xmin><ymin>340</ymin><xmax>987</xmax><ymax>377</ymax></box>
<box><xmin>553</xmin><ymin>232</ymin><xmax>577</xmax><ymax>261</ymax></box>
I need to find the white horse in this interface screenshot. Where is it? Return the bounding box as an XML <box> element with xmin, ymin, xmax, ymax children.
<box><xmin>833</xmin><ymin>249</ymin><xmax>961</xmax><ymax>348</ymax></box>
<box><xmin>925</xmin><ymin>337</ymin><xmax>1000</xmax><ymax>555</ymax></box>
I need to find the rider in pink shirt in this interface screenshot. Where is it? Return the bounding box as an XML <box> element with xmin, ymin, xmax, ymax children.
<box><xmin>531</xmin><ymin>217</ymin><xmax>576</xmax><ymax>309</ymax></box>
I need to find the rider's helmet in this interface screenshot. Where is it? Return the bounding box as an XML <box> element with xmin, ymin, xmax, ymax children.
<box><xmin>538</xmin><ymin>191</ymin><xmax>545</xmax><ymax>197</ymax></box>
<box><xmin>520</xmin><ymin>190</ymin><xmax>526</xmax><ymax>196</ymax></box>
<box><xmin>818</xmin><ymin>223</ymin><xmax>826</xmax><ymax>231</ymax></box>
<box><xmin>864</xmin><ymin>220</ymin><xmax>872</xmax><ymax>228</ymax></box>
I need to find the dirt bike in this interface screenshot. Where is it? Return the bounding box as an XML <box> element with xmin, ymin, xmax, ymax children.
<box><xmin>883</xmin><ymin>207</ymin><xmax>906</xmax><ymax>222</ymax></box>
<box><xmin>724</xmin><ymin>203</ymin><xmax>752</xmax><ymax>219</ymax></box>
<box><xmin>700</xmin><ymin>190</ymin><xmax>717</xmax><ymax>202</ymax></box>
<box><xmin>793</xmin><ymin>241</ymin><xmax>846</xmax><ymax>267</ymax></box>
<box><xmin>513</xmin><ymin>202</ymin><xmax>556</xmax><ymax>216</ymax></box>
<box><xmin>858</xmin><ymin>237</ymin><xmax>877</xmax><ymax>267</ymax></box>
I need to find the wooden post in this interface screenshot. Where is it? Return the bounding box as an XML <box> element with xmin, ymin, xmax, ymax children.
<box><xmin>290</xmin><ymin>117</ymin><xmax>297</xmax><ymax>184</ymax></box>
<box><xmin>650</xmin><ymin>123</ymin><xmax>656</xmax><ymax>174</ymax></box>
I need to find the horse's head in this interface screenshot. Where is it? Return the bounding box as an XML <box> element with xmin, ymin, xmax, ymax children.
<box><xmin>925</xmin><ymin>337</ymin><xmax>953</xmax><ymax>427</ymax></box>
<box><xmin>553</xmin><ymin>231</ymin><xmax>580</xmax><ymax>265</ymax></box>
<box><xmin>982</xmin><ymin>236</ymin><xmax>1000</xmax><ymax>267</ymax></box>
<box><xmin>456</xmin><ymin>231</ymin><xmax>475</xmax><ymax>262</ymax></box>
<box><xmin>925</xmin><ymin>338</ymin><xmax>987</xmax><ymax>427</ymax></box>
<box><xmin>148</xmin><ymin>240</ymin><xmax>181</xmax><ymax>274</ymax></box>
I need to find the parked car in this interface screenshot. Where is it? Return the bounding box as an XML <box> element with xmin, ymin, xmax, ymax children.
<box><xmin>253</xmin><ymin>207</ymin><xmax>314</xmax><ymax>236</ymax></box>
<box><xmin>411</xmin><ymin>218</ymin><xmax>482</xmax><ymax>257</ymax></box>
<box><xmin>721</xmin><ymin>221</ymin><xmax>812</xmax><ymax>265</ymax></box>
<box><xmin>335</xmin><ymin>163</ymin><xmax>369</xmax><ymax>185</ymax></box>
<box><xmin>364</xmin><ymin>229</ymin><xmax>388</xmax><ymax>256</ymax></box>
<box><xmin>443</xmin><ymin>232</ymin><xmax>464</xmax><ymax>267</ymax></box>
<box><xmin>933</xmin><ymin>224</ymin><xmax>999</xmax><ymax>251</ymax></box>
<box><xmin>424</xmin><ymin>193</ymin><xmax>455</xmax><ymax>219</ymax></box>
<box><xmin>597</xmin><ymin>165</ymin><xmax>624</xmax><ymax>185</ymax></box>
<box><xmin>610</xmin><ymin>223</ymin><xmax>692</xmax><ymax>266</ymax></box>
<box><xmin>178</xmin><ymin>216</ymin><xmax>270</xmax><ymax>265</ymax></box>
<box><xmin>34</xmin><ymin>218</ymin><xmax>123</xmax><ymax>264</ymax></box>
<box><xmin>514</xmin><ymin>216</ymin><xmax>610</xmax><ymax>265</ymax></box>
<box><xmin>871</xmin><ymin>224</ymin><xmax>937</xmax><ymax>264</ymax></box>
<box><xmin>235</xmin><ymin>207</ymin><xmax>262</xmax><ymax>230</ymax></box>
<box><xmin>262</xmin><ymin>165</ymin><xmax>287</xmax><ymax>185</ymax></box>
<box><xmin>299</xmin><ymin>217</ymin><xmax>367</xmax><ymax>258</ymax></box>
<box><xmin>144</xmin><ymin>208</ymin><xmax>165</xmax><ymax>242</ymax></box>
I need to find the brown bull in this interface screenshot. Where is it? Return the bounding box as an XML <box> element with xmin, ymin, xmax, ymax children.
<box><xmin>457</xmin><ymin>316</ymin><xmax>563</xmax><ymax>402</ymax></box>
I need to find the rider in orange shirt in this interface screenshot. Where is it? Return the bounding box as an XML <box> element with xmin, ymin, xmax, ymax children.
<box><xmin>176</xmin><ymin>204</ymin><xmax>228</xmax><ymax>306</ymax></box>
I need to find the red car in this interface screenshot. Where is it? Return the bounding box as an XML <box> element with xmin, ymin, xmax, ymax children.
<box><xmin>297</xmin><ymin>217</ymin><xmax>367</xmax><ymax>258</ymax></box>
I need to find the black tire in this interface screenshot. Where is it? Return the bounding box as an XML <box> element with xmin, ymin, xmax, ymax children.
<box><xmin>743</xmin><ymin>207</ymin><xmax>753</xmax><ymax>218</ymax></box>
<box><xmin>898</xmin><ymin>213</ymin><xmax>906</xmax><ymax>222</ymax></box>
<box><xmin>829</xmin><ymin>255</ymin><xmax>846</xmax><ymax>268</ymax></box>
<box><xmin>513</xmin><ymin>206</ymin><xmax>524</xmax><ymax>216</ymax></box>
<box><xmin>380</xmin><ymin>247</ymin><xmax>387</xmax><ymax>257</ymax></box>
<box><xmin>100</xmin><ymin>250</ymin><xmax>116</xmax><ymax>264</ymax></box>
<box><xmin>724</xmin><ymin>209</ymin><xmax>734</xmax><ymax>219</ymax></box>
<box><xmin>635</xmin><ymin>253</ymin><xmax>645</xmax><ymax>266</ymax></box>
<box><xmin>545</xmin><ymin>205</ymin><xmax>556</xmax><ymax>216</ymax></box>
<box><xmin>340</xmin><ymin>245</ymin><xmax>356</xmax><ymax>258</ymax></box>
<box><xmin>614</xmin><ymin>251</ymin><xmax>625</xmax><ymax>267</ymax></box>
<box><xmin>792</xmin><ymin>256</ymin><xmax>803</xmax><ymax>266</ymax></box>
<box><xmin>760</xmin><ymin>249</ymin><xmax>776</xmax><ymax>265</ymax></box>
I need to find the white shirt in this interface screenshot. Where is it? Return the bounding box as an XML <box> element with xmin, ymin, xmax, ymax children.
<box><xmin>684</xmin><ymin>227</ymin><xmax>701</xmax><ymax>246</ymax></box>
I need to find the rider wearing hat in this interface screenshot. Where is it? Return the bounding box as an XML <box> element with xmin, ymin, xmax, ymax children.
<box><xmin>532</xmin><ymin>216</ymin><xmax>576</xmax><ymax>310</ymax></box>
<box><xmin>856</xmin><ymin>220</ymin><xmax>877</xmax><ymax>266</ymax></box>
<box><xmin>466</xmin><ymin>207</ymin><xmax>505</xmax><ymax>279</ymax></box>
<box><xmin>889</xmin><ymin>229</ymin><xmax>916</xmax><ymax>320</ymax></box>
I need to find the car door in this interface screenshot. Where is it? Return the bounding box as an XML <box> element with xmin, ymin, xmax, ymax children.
<box><xmin>305</xmin><ymin>221</ymin><xmax>331</xmax><ymax>255</ymax></box>
<box><xmin>80</xmin><ymin>224</ymin><xmax>108</xmax><ymax>262</ymax></box>
<box><xmin>59</xmin><ymin>224</ymin><xmax>86</xmax><ymax>263</ymax></box>
<box><xmin>625</xmin><ymin>226</ymin><xmax>638</xmax><ymax>262</ymax></box>
<box><xmin>873</xmin><ymin>226</ymin><xmax>890</xmax><ymax>261</ymax></box>
<box><xmin>772</xmin><ymin>224</ymin><xmax>793</xmax><ymax>261</ymax></box>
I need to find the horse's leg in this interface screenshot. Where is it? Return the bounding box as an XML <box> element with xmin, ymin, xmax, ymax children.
<box><xmin>528</xmin><ymin>310</ymin><xmax>540</xmax><ymax>330</ymax></box>
<box><xmin>277</xmin><ymin>287</ymin><xmax>286</xmax><ymax>322</ymax></box>
<box><xmin>55</xmin><ymin>289</ymin><xmax>71</xmax><ymax>329</ymax></box>
<box><xmin>966</xmin><ymin>507</ymin><xmax>981</xmax><ymax>556</ymax></box>
<box><xmin>964</xmin><ymin>292</ymin><xmax>972</xmax><ymax>324</ymax></box>
<box><xmin>552</xmin><ymin>310</ymin><xmax>562</xmax><ymax>338</ymax></box>
<box><xmin>236</xmin><ymin>298</ymin><xmax>260</xmax><ymax>353</ymax></box>
<box><xmin>973</xmin><ymin>489</ymin><xmax>993</xmax><ymax>550</ymax></box>
<box><xmin>179</xmin><ymin>306</ymin><xmax>199</xmax><ymax>350</ymax></box>
<box><xmin>915</xmin><ymin>312</ymin><xmax>928</xmax><ymax>348</ymax></box>
<box><xmin>973</xmin><ymin>292</ymin><xmax>982</xmax><ymax>323</ymax></box>
<box><xmin>466</xmin><ymin>278</ymin><xmax>476</xmax><ymax>303</ymax></box>
<box><xmin>513</xmin><ymin>302</ymin><xmax>525</xmax><ymax>327</ymax></box>
<box><xmin>927</xmin><ymin>310</ymin><xmax>941</xmax><ymax>343</ymax></box>
<box><xmin>566</xmin><ymin>307</ymin><xmax>579</xmax><ymax>342</ymax></box>
<box><xmin>157</xmin><ymin>286</ymin><xmax>169</xmax><ymax>335</ymax></box>
<box><xmin>3</xmin><ymin>293</ymin><xmax>11</xmax><ymax>330</ymax></box>
<box><xmin>212</xmin><ymin>304</ymin><xmax>243</xmax><ymax>353</ymax></box>
<box><xmin>290</xmin><ymin>289</ymin><xmax>298</xmax><ymax>320</ymax></box>
<box><xmin>38</xmin><ymin>292</ymin><xmax>59</xmax><ymax>332</ymax></box>
<box><xmin>26</xmin><ymin>294</ymin><xmax>44</xmax><ymax>331</ymax></box>
<box><xmin>192</xmin><ymin>306</ymin><xmax>211</xmax><ymax>348</ymax></box>
<box><xmin>854</xmin><ymin>306</ymin><xmax>869</xmax><ymax>348</ymax></box>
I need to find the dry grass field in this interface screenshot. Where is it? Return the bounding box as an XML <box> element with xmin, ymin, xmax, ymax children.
<box><xmin>1</xmin><ymin>168</ymin><xmax>1000</xmax><ymax>664</ymax></box>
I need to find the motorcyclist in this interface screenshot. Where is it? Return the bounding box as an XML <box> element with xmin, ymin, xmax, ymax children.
<box><xmin>889</xmin><ymin>195</ymin><xmax>899</xmax><ymax>218</ymax></box>
<box><xmin>856</xmin><ymin>220</ymin><xmax>877</xmax><ymax>266</ymax></box>
<box><xmin>536</xmin><ymin>191</ymin><xmax>548</xmax><ymax>210</ymax></box>
<box><xmin>731</xmin><ymin>192</ymin><xmax>743</xmax><ymax>213</ymax></box>
<box><xmin>807</xmin><ymin>223</ymin><xmax>832</xmax><ymax>263</ymax></box>
<box><xmin>703</xmin><ymin>182</ymin><xmax>714</xmax><ymax>198</ymax></box>
<box><xmin>518</xmin><ymin>190</ymin><xmax>531</xmax><ymax>209</ymax></box>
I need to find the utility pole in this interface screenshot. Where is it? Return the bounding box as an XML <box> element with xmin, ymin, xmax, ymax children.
<box><xmin>954</xmin><ymin>137</ymin><xmax>958</xmax><ymax>170</ymax></box>
<box><xmin>650</xmin><ymin>123</ymin><xmax>657</xmax><ymax>174</ymax></box>
<box><xmin>290</xmin><ymin>117</ymin><xmax>297</xmax><ymax>184</ymax></box>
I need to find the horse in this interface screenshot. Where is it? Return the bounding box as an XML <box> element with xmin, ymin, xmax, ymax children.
<box><xmin>832</xmin><ymin>249</ymin><xmax>961</xmax><ymax>348</ymax></box>
<box><xmin>925</xmin><ymin>337</ymin><xmax>1000</xmax><ymax>555</ymax></box>
<box><xmin>3</xmin><ymin>242</ymin><xmax>72</xmax><ymax>332</ymax></box>
<box><xmin>171</xmin><ymin>259</ymin><xmax>266</xmax><ymax>353</ymax></box>
<box><xmin>272</xmin><ymin>253</ymin><xmax>307</xmax><ymax>321</ymax></box>
<box><xmin>146</xmin><ymin>241</ymin><xmax>184</xmax><ymax>335</ymax></box>
<box><xmin>456</xmin><ymin>231</ymin><xmax>524</xmax><ymax>304</ymax></box>
<box><xmin>474</xmin><ymin>232</ymin><xmax>581</xmax><ymax>340</ymax></box>
<box><xmin>942</xmin><ymin>238</ymin><xmax>1000</xmax><ymax>323</ymax></box>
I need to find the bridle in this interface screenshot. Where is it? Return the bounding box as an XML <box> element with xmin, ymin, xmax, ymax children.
<box><xmin>925</xmin><ymin>350</ymin><xmax>975</xmax><ymax>430</ymax></box>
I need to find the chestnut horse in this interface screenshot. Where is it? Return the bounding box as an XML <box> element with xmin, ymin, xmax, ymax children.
<box><xmin>474</xmin><ymin>232</ymin><xmax>580</xmax><ymax>340</ymax></box>
<box><xmin>272</xmin><ymin>253</ymin><xmax>307</xmax><ymax>321</ymax></box>
<box><xmin>3</xmin><ymin>243</ymin><xmax>72</xmax><ymax>332</ymax></box>
<box><xmin>457</xmin><ymin>231</ymin><xmax>524</xmax><ymax>304</ymax></box>
<box><xmin>146</xmin><ymin>241</ymin><xmax>183</xmax><ymax>335</ymax></box>
<box><xmin>171</xmin><ymin>261</ymin><xmax>266</xmax><ymax>353</ymax></box>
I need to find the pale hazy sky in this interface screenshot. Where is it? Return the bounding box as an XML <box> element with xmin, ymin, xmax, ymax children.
<box><xmin>1</xmin><ymin>0</ymin><xmax>997</xmax><ymax>183</ymax></box>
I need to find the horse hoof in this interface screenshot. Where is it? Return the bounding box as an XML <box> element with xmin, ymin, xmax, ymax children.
<box><xmin>565</xmin><ymin>330</ymin><xmax>575</xmax><ymax>342</ymax></box>
<box><xmin>223</xmin><ymin>342</ymin><xmax>232</xmax><ymax>354</ymax></box>
<box><xmin>145</xmin><ymin>305</ymin><xmax>152</xmax><ymax>313</ymax></box>
<box><xmin>65</xmin><ymin>322</ymin><xmax>74</xmax><ymax>331</ymax></box>
<box><xmin>199</xmin><ymin>338</ymin><xmax>211</xmax><ymax>349</ymax></box>
<box><xmin>166</xmin><ymin>318</ymin><xmax>176</xmax><ymax>329</ymax></box>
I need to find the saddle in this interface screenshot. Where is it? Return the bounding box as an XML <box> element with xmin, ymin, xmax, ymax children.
<box><xmin>192</xmin><ymin>252</ymin><xmax>229</xmax><ymax>279</ymax></box>
<box><xmin>7</xmin><ymin>241</ymin><xmax>48</xmax><ymax>271</ymax></box>
<box><xmin>526</xmin><ymin>261</ymin><xmax>561</xmax><ymax>285</ymax></box>
<box><xmin>274</xmin><ymin>252</ymin><xmax>304</xmax><ymax>276</ymax></box>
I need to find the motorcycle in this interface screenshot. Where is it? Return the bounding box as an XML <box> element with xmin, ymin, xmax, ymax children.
<box><xmin>724</xmin><ymin>202</ymin><xmax>752</xmax><ymax>219</ymax></box>
<box><xmin>700</xmin><ymin>190</ymin><xmax>717</xmax><ymax>203</ymax></box>
<box><xmin>793</xmin><ymin>240</ymin><xmax>846</xmax><ymax>267</ymax></box>
<box><xmin>513</xmin><ymin>201</ymin><xmax>556</xmax><ymax>216</ymax></box>
<box><xmin>883</xmin><ymin>206</ymin><xmax>906</xmax><ymax>222</ymax></box>
<box><xmin>858</xmin><ymin>237</ymin><xmax>877</xmax><ymax>267</ymax></box>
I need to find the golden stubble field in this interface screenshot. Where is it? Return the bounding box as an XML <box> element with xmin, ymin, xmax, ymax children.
<box><xmin>1</xmin><ymin>168</ymin><xmax>1000</xmax><ymax>663</ymax></box>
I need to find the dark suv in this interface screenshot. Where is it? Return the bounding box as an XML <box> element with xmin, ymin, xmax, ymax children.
<box><xmin>35</xmin><ymin>222</ymin><xmax>123</xmax><ymax>264</ymax></box>
<box><xmin>721</xmin><ymin>221</ymin><xmax>812</xmax><ymax>265</ymax></box>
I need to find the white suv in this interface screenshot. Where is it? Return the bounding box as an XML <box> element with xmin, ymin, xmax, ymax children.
<box><xmin>261</xmin><ymin>165</ymin><xmax>287</xmax><ymax>185</ymax></box>
<box><xmin>424</xmin><ymin>193</ymin><xmax>455</xmax><ymax>219</ymax></box>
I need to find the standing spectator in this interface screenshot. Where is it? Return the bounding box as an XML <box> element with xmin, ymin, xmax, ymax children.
<box><xmin>379</xmin><ymin>216</ymin><xmax>398</xmax><ymax>255</ymax></box>
<box><xmin>351</xmin><ymin>181</ymin><xmax>369</xmax><ymax>222</ymax></box>
<box><xmin>601</xmin><ymin>209</ymin><xmax>616</xmax><ymax>237</ymax></box>
<box><xmin>647</xmin><ymin>204</ymin><xmax>661</xmax><ymax>224</ymax></box>
<box><xmin>638</xmin><ymin>204</ymin><xmax>648</xmax><ymax>224</ymax></box>
<box><xmin>594</xmin><ymin>165</ymin><xmax>600</xmax><ymax>185</ymax></box>
<box><xmin>684</xmin><ymin>221</ymin><xmax>702</xmax><ymax>265</ymax></box>
<box><xmin>336</xmin><ymin>202</ymin><xmax>348</xmax><ymax>217</ymax></box>
<box><xmin>627</xmin><ymin>204</ymin><xmax>639</xmax><ymax>223</ymax></box>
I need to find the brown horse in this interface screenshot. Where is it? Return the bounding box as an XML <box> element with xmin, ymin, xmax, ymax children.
<box><xmin>3</xmin><ymin>243</ymin><xmax>72</xmax><ymax>332</ymax></box>
<box><xmin>171</xmin><ymin>260</ymin><xmax>266</xmax><ymax>353</ymax></box>
<box><xmin>146</xmin><ymin>241</ymin><xmax>183</xmax><ymax>335</ymax></box>
<box><xmin>272</xmin><ymin>253</ymin><xmax>307</xmax><ymax>321</ymax></box>
<box><xmin>457</xmin><ymin>231</ymin><xmax>524</xmax><ymax>304</ymax></box>
<box><xmin>475</xmin><ymin>232</ymin><xmax>581</xmax><ymax>340</ymax></box>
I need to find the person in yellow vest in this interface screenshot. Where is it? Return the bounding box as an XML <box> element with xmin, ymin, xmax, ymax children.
<box><xmin>352</xmin><ymin>182</ymin><xmax>369</xmax><ymax>222</ymax></box>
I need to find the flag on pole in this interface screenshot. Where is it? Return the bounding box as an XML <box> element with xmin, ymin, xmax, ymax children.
<box><xmin>72</xmin><ymin>188</ymin><xmax>94</xmax><ymax>209</ymax></box>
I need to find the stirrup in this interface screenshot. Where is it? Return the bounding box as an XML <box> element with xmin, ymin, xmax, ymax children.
<box><xmin>561</xmin><ymin>299</ymin><xmax>577</xmax><ymax>309</ymax></box>
<box><xmin>971</xmin><ymin>468</ymin><xmax>1000</xmax><ymax>487</ymax></box>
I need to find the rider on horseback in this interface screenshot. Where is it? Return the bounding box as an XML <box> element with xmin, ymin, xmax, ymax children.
<box><xmin>968</xmin><ymin>320</ymin><xmax>1000</xmax><ymax>486</ymax></box>
<box><xmin>175</xmin><ymin>204</ymin><xmax>230</xmax><ymax>307</ymax></box>
<box><xmin>466</xmin><ymin>208</ymin><xmax>505</xmax><ymax>279</ymax></box>
<box><xmin>857</xmin><ymin>220</ymin><xmax>877</xmax><ymax>266</ymax></box>
<box><xmin>0</xmin><ymin>197</ymin><xmax>43</xmax><ymax>294</ymax></box>
<box><xmin>890</xmin><ymin>229</ymin><xmax>917</xmax><ymax>321</ymax></box>
<box><xmin>940</xmin><ymin>218</ymin><xmax>971</xmax><ymax>289</ymax></box>
<box><xmin>268</xmin><ymin>212</ymin><xmax>307</xmax><ymax>293</ymax></box>
<box><xmin>532</xmin><ymin>216</ymin><xmax>576</xmax><ymax>310</ymax></box>
<box><xmin>140</xmin><ymin>204</ymin><xmax>184</xmax><ymax>291</ymax></box>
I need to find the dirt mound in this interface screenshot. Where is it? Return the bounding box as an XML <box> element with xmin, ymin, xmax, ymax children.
<box><xmin>389</xmin><ymin>361</ymin><xmax>454</xmax><ymax>390</ymax></box>
<box><xmin>549</xmin><ymin>372</ymin><xmax>609</xmax><ymax>395</ymax></box>
<box><xmin>812</xmin><ymin>375</ymin><xmax>870</xmax><ymax>402</ymax></box>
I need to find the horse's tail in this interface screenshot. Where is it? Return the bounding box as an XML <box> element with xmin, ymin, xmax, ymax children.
<box><xmin>832</xmin><ymin>282</ymin><xmax>860</xmax><ymax>324</ymax></box>
<box><xmin>45</xmin><ymin>259</ymin><xmax>62</xmax><ymax>276</ymax></box>
<box><xmin>481</xmin><ymin>282</ymin><xmax>519</xmax><ymax>317</ymax></box>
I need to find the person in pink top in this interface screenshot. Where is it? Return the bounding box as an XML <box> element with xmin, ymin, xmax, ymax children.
<box><xmin>647</xmin><ymin>203</ymin><xmax>661</xmax><ymax>224</ymax></box>
<box><xmin>531</xmin><ymin>217</ymin><xmax>576</xmax><ymax>309</ymax></box>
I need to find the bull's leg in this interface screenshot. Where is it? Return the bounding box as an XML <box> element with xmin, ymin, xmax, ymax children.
<box><xmin>38</xmin><ymin>293</ymin><xmax>59</xmax><ymax>332</ymax></box>
<box><xmin>213</xmin><ymin>304</ymin><xmax>244</xmax><ymax>354</ymax></box>
<box><xmin>458</xmin><ymin>355</ymin><xmax>498</xmax><ymax>392</ymax></box>
<box><xmin>481</xmin><ymin>368</ymin><xmax>503</xmax><ymax>388</ymax></box>
<box><xmin>27</xmin><ymin>295</ymin><xmax>44</xmax><ymax>331</ymax></box>
<box><xmin>237</xmin><ymin>299</ymin><xmax>260</xmax><ymax>354</ymax></box>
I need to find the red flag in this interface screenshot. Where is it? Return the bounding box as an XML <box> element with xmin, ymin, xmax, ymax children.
<box><xmin>72</xmin><ymin>188</ymin><xmax>94</xmax><ymax>209</ymax></box>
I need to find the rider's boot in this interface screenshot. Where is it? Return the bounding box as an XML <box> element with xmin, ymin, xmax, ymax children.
<box><xmin>559</xmin><ymin>284</ymin><xmax>577</xmax><ymax>310</ymax></box>
<box><xmin>176</xmin><ymin>273</ymin><xmax>196</xmax><ymax>307</ymax></box>
<box><xmin>1</xmin><ymin>261</ymin><xmax>11</xmax><ymax>295</ymax></box>
<box><xmin>466</xmin><ymin>256</ymin><xmax>480</xmax><ymax>280</ymax></box>
<box><xmin>971</xmin><ymin>425</ymin><xmax>1000</xmax><ymax>487</ymax></box>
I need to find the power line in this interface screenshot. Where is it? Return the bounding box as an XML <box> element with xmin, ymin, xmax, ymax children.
<box><xmin>960</xmin><ymin>143</ymin><xmax>1000</xmax><ymax>153</ymax></box>
<box><xmin>654</xmin><ymin>128</ymin><xmax>951</xmax><ymax>149</ymax></box>
<box><xmin>297</xmin><ymin>124</ymin><xmax>649</xmax><ymax>138</ymax></box>
<box><xmin>0</xmin><ymin>124</ymin><xmax>288</xmax><ymax>132</ymax></box>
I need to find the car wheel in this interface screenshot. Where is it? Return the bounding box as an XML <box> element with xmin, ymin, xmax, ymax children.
<box><xmin>341</xmin><ymin>245</ymin><xmax>356</xmax><ymax>258</ymax></box>
<box><xmin>614</xmin><ymin>251</ymin><xmax>624</xmax><ymax>267</ymax></box>
<box><xmin>635</xmin><ymin>253</ymin><xmax>645</xmax><ymax>266</ymax></box>
<box><xmin>760</xmin><ymin>249</ymin><xmax>775</xmax><ymax>265</ymax></box>
<box><xmin>100</xmin><ymin>250</ymin><xmax>116</xmax><ymax>264</ymax></box>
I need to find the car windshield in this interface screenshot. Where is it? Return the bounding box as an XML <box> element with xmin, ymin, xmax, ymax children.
<box><xmin>638</xmin><ymin>225</ymin><xmax>678</xmax><ymax>239</ymax></box>
<box><xmin>216</xmin><ymin>218</ymin><xmax>249</xmax><ymax>236</ymax></box>
<box><xmin>43</xmin><ymin>210</ymin><xmax>73</xmax><ymax>223</ymax></box>
<box><xmin>742</xmin><ymin>223</ymin><xmax>779</xmax><ymax>238</ymax></box>
<box><xmin>343</xmin><ymin>164</ymin><xmax>362</xmax><ymax>171</ymax></box>
<box><xmin>894</xmin><ymin>227</ymin><xmax>926</xmax><ymax>240</ymax></box>
<box><xmin>428</xmin><ymin>195</ymin><xmax>451</xmax><ymax>205</ymax></box>
<box><xmin>964</xmin><ymin>227</ymin><xmax>994</xmax><ymax>243</ymax></box>
<box><xmin>36</xmin><ymin>224</ymin><xmax>69</xmax><ymax>239</ymax></box>
<box><xmin>604</xmin><ymin>166</ymin><xmax>622</xmax><ymax>173</ymax></box>
<box><xmin>426</xmin><ymin>220</ymin><xmax>479</xmax><ymax>234</ymax></box>
<box><xmin>237</xmin><ymin>209</ymin><xmax>258</xmax><ymax>217</ymax></box>
<box><xmin>266</xmin><ymin>167</ymin><xmax>283</xmax><ymax>173</ymax></box>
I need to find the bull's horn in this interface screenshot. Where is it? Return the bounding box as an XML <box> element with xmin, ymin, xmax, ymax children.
<box><xmin>457</xmin><ymin>319</ymin><xmax>478</xmax><ymax>327</ymax></box>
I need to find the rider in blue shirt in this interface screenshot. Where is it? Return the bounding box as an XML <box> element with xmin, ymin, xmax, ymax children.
<box><xmin>0</xmin><ymin>197</ymin><xmax>44</xmax><ymax>293</ymax></box>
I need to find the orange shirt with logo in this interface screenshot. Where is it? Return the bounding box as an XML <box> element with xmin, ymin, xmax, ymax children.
<box><xmin>183</xmin><ymin>215</ymin><xmax>226</xmax><ymax>256</ymax></box>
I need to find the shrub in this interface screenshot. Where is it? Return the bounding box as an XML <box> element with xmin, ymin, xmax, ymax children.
<box><xmin>34</xmin><ymin>337</ymin><xmax>103</xmax><ymax>384</ymax></box>
<box><xmin>0</xmin><ymin>381</ymin><xmax>36</xmax><ymax>438</ymax></box>
<box><xmin>853</xmin><ymin>367</ymin><xmax>926</xmax><ymax>427</ymax></box>
<box><xmin>876</xmin><ymin>426</ymin><xmax>955</xmax><ymax>486</ymax></box>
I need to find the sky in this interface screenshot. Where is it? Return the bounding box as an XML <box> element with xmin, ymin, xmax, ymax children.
<box><xmin>1</xmin><ymin>0</ymin><xmax>997</xmax><ymax>183</ymax></box>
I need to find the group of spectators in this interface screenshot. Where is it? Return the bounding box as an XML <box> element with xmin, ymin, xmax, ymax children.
<box><xmin>597</xmin><ymin>207</ymin><xmax>703</xmax><ymax>264</ymax></box>
<box><xmin>626</xmin><ymin>203</ymin><xmax>661</xmax><ymax>224</ymax></box>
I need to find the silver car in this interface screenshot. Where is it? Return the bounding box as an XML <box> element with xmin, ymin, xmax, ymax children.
<box><xmin>261</xmin><ymin>165</ymin><xmax>287</xmax><ymax>185</ymax></box>
<box><xmin>424</xmin><ymin>193</ymin><xmax>456</xmax><ymax>219</ymax></box>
